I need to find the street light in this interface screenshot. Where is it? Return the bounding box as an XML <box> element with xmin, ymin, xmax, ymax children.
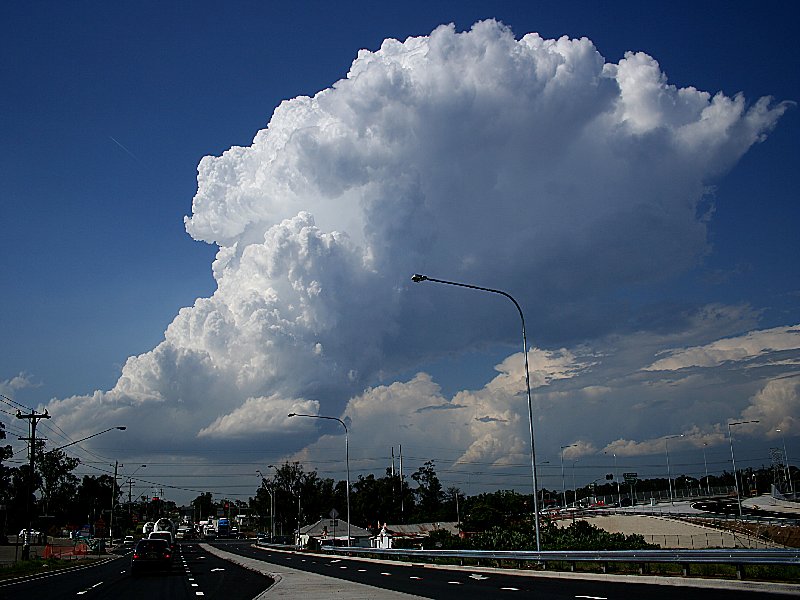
<box><xmin>571</xmin><ymin>459</ymin><xmax>580</xmax><ymax>508</ymax></box>
<box><xmin>702</xmin><ymin>443</ymin><xmax>711</xmax><ymax>496</ymax></box>
<box><xmin>776</xmin><ymin>429</ymin><xmax>794</xmax><ymax>497</ymax></box>
<box><xmin>728</xmin><ymin>420</ymin><xmax>759</xmax><ymax>517</ymax></box>
<box><xmin>53</xmin><ymin>426</ymin><xmax>127</xmax><ymax>451</ymax></box>
<box><xmin>257</xmin><ymin>470</ymin><xmax>276</xmax><ymax>540</ymax></box>
<box><xmin>604</xmin><ymin>451</ymin><xmax>622</xmax><ymax>507</ymax></box>
<box><xmin>411</xmin><ymin>273</ymin><xmax>542</xmax><ymax>552</ymax></box>
<box><xmin>288</xmin><ymin>413</ymin><xmax>351</xmax><ymax>547</ymax></box>
<box><xmin>560</xmin><ymin>444</ymin><xmax>577</xmax><ymax>509</ymax></box>
<box><xmin>664</xmin><ymin>434</ymin><xmax>684</xmax><ymax>505</ymax></box>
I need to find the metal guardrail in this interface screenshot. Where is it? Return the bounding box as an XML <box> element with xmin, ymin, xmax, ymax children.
<box><xmin>328</xmin><ymin>546</ymin><xmax>800</xmax><ymax>565</ymax></box>
<box><xmin>324</xmin><ymin>546</ymin><xmax>800</xmax><ymax>579</ymax></box>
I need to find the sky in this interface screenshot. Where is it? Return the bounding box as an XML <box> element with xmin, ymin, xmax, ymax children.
<box><xmin>1</xmin><ymin>1</ymin><xmax>799</xmax><ymax>507</ymax></box>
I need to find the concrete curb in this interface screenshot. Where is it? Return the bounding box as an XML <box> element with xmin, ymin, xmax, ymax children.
<box><xmin>201</xmin><ymin>544</ymin><xmax>425</xmax><ymax>599</ymax></box>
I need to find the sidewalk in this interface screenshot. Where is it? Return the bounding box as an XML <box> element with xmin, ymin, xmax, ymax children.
<box><xmin>201</xmin><ymin>544</ymin><xmax>425</xmax><ymax>599</ymax></box>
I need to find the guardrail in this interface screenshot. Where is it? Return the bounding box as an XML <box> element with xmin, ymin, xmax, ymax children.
<box><xmin>324</xmin><ymin>546</ymin><xmax>800</xmax><ymax>580</ymax></box>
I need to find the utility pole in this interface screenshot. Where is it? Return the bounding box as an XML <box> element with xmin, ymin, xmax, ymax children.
<box><xmin>109</xmin><ymin>460</ymin><xmax>119</xmax><ymax>546</ymax></box>
<box><xmin>16</xmin><ymin>409</ymin><xmax>50</xmax><ymax>560</ymax></box>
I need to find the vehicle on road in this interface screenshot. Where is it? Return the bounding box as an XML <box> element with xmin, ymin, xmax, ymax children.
<box><xmin>149</xmin><ymin>530</ymin><xmax>175</xmax><ymax>550</ymax></box>
<box><xmin>131</xmin><ymin>538</ymin><xmax>173</xmax><ymax>575</ymax></box>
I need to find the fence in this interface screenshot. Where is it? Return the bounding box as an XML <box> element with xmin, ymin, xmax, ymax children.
<box><xmin>326</xmin><ymin>546</ymin><xmax>800</xmax><ymax>580</ymax></box>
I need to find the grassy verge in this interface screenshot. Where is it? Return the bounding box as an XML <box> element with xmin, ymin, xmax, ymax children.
<box><xmin>0</xmin><ymin>556</ymin><xmax>93</xmax><ymax>580</ymax></box>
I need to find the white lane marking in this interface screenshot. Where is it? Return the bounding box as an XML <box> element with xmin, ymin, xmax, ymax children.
<box><xmin>331</xmin><ymin>559</ymin><xmax>341</xmax><ymax>563</ymax></box>
<box><xmin>381</xmin><ymin>572</ymin><xmax>392</xmax><ymax>576</ymax></box>
<box><xmin>469</xmin><ymin>574</ymin><xmax>489</xmax><ymax>580</ymax></box>
<box><xmin>77</xmin><ymin>581</ymin><xmax>103</xmax><ymax>594</ymax></box>
<box><xmin>340</xmin><ymin>566</ymin><xmax>347</xmax><ymax>569</ymax></box>
<box><xmin>211</xmin><ymin>568</ymin><xmax>225</xmax><ymax>572</ymax></box>
<box><xmin>501</xmin><ymin>587</ymin><xmax>519</xmax><ymax>591</ymax></box>
<box><xmin>358</xmin><ymin>569</ymin><xmax>367</xmax><ymax>572</ymax></box>
<box><xmin>576</xmin><ymin>597</ymin><xmax>607</xmax><ymax>599</ymax></box>
<box><xmin>448</xmin><ymin>581</ymin><xmax>462</xmax><ymax>585</ymax></box>
<box><xmin>410</xmin><ymin>576</ymin><xmax>422</xmax><ymax>580</ymax></box>
<box><xmin>196</xmin><ymin>593</ymin><xmax>205</xmax><ymax>597</ymax></box>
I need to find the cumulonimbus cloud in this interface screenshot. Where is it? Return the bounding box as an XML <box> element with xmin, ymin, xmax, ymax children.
<box><xmin>41</xmin><ymin>20</ymin><xmax>789</xmax><ymax>459</ymax></box>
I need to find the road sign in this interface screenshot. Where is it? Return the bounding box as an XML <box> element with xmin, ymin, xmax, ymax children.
<box><xmin>623</xmin><ymin>472</ymin><xmax>638</xmax><ymax>482</ymax></box>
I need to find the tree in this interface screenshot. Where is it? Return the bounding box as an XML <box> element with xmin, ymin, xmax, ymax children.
<box><xmin>37</xmin><ymin>448</ymin><xmax>80</xmax><ymax>518</ymax></box>
<box><xmin>411</xmin><ymin>460</ymin><xmax>444</xmax><ymax>521</ymax></box>
<box><xmin>192</xmin><ymin>492</ymin><xmax>214</xmax><ymax>521</ymax></box>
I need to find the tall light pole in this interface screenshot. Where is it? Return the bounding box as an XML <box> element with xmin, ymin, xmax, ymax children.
<box><xmin>571</xmin><ymin>459</ymin><xmax>580</xmax><ymax>508</ymax></box>
<box><xmin>288</xmin><ymin>413</ymin><xmax>351</xmax><ymax>547</ymax></box>
<box><xmin>257</xmin><ymin>470</ymin><xmax>275</xmax><ymax>540</ymax></box>
<box><xmin>560</xmin><ymin>444</ymin><xmax>577</xmax><ymax>509</ymax></box>
<box><xmin>605</xmin><ymin>451</ymin><xmax>622</xmax><ymax>506</ymax></box>
<box><xmin>702</xmin><ymin>443</ymin><xmax>710</xmax><ymax>496</ymax></box>
<box><xmin>411</xmin><ymin>273</ymin><xmax>541</xmax><ymax>552</ymax></box>
<box><xmin>776</xmin><ymin>429</ymin><xmax>794</xmax><ymax>497</ymax></box>
<box><xmin>728</xmin><ymin>420</ymin><xmax>759</xmax><ymax>517</ymax></box>
<box><xmin>664</xmin><ymin>434</ymin><xmax>684</xmax><ymax>505</ymax></box>
<box><xmin>267</xmin><ymin>464</ymin><xmax>280</xmax><ymax>538</ymax></box>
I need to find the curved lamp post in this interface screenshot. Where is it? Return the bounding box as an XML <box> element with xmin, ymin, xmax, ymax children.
<box><xmin>728</xmin><ymin>420</ymin><xmax>759</xmax><ymax>517</ymax></box>
<box><xmin>53</xmin><ymin>426</ymin><xmax>127</xmax><ymax>451</ymax></box>
<box><xmin>288</xmin><ymin>413</ymin><xmax>350</xmax><ymax>547</ymax></box>
<box><xmin>411</xmin><ymin>273</ymin><xmax>541</xmax><ymax>551</ymax></box>
<box><xmin>560</xmin><ymin>444</ymin><xmax>577</xmax><ymax>509</ymax></box>
<box><xmin>664</xmin><ymin>434</ymin><xmax>684</xmax><ymax>504</ymax></box>
<box><xmin>257</xmin><ymin>470</ymin><xmax>276</xmax><ymax>539</ymax></box>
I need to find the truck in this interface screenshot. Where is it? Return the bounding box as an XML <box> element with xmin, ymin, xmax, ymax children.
<box><xmin>216</xmin><ymin>517</ymin><xmax>230</xmax><ymax>538</ymax></box>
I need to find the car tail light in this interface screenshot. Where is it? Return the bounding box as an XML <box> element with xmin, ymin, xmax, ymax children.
<box><xmin>133</xmin><ymin>553</ymin><xmax>140</xmax><ymax>559</ymax></box>
<box><xmin>164</xmin><ymin>552</ymin><xmax>171</xmax><ymax>559</ymax></box>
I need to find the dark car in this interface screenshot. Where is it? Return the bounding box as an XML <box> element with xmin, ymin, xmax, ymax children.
<box><xmin>131</xmin><ymin>539</ymin><xmax>173</xmax><ymax>575</ymax></box>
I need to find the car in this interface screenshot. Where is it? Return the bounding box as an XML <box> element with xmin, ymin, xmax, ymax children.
<box><xmin>131</xmin><ymin>539</ymin><xmax>173</xmax><ymax>575</ymax></box>
<box><xmin>148</xmin><ymin>530</ymin><xmax>175</xmax><ymax>550</ymax></box>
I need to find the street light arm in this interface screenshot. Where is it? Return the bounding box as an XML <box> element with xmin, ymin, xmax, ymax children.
<box><xmin>52</xmin><ymin>426</ymin><xmax>126</xmax><ymax>451</ymax></box>
<box><xmin>288</xmin><ymin>413</ymin><xmax>347</xmax><ymax>432</ymax></box>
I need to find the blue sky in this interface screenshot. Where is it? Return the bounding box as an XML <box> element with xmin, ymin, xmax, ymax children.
<box><xmin>1</xmin><ymin>1</ymin><xmax>798</xmax><ymax>504</ymax></box>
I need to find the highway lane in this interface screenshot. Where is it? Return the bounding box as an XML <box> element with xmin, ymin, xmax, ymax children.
<box><xmin>214</xmin><ymin>539</ymin><xmax>790</xmax><ymax>599</ymax></box>
<box><xmin>0</xmin><ymin>542</ymin><xmax>272</xmax><ymax>599</ymax></box>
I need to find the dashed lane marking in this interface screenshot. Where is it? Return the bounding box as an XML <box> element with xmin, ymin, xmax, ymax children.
<box><xmin>501</xmin><ymin>588</ymin><xmax>520</xmax><ymax>591</ymax></box>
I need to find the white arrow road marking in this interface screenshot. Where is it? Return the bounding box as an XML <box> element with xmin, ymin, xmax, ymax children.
<box><xmin>469</xmin><ymin>574</ymin><xmax>489</xmax><ymax>580</ymax></box>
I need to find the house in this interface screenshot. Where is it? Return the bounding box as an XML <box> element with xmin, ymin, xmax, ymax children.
<box><xmin>297</xmin><ymin>518</ymin><xmax>372</xmax><ymax>548</ymax></box>
<box><xmin>371</xmin><ymin>522</ymin><xmax>459</xmax><ymax>549</ymax></box>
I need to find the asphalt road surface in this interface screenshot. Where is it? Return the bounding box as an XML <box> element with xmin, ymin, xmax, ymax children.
<box><xmin>0</xmin><ymin>541</ymin><xmax>271</xmax><ymax>600</ymax></box>
<box><xmin>212</xmin><ymin>539</ymin><xmax>790</xmax><ymax>599</ymax></box>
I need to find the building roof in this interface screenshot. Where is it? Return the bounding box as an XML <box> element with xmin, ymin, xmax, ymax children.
<box><xmin>383</xmin><ymin>522</ymin><xmax>459</xmax><ymax>536</ymax></box>
<box><xmin>299</xmin><ymin>518</ymin><xmax>371</xmax><ymax>539</ymax></box>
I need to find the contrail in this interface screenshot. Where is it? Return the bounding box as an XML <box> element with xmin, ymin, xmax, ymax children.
<box><xmin>109</xmin><ymin>136</ymin><xmax>147</xmax><ymax>168</ymax></box>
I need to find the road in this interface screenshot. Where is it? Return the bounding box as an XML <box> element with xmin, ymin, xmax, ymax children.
<box><xmin>0</xmin><ymin>541</ymin><xmax>271</xmax><ymax>600</ymax></box>
<box><xmin>212</xmin><ymin>539</ymin><xmax>789</xmax><ymax>599</ymax></box>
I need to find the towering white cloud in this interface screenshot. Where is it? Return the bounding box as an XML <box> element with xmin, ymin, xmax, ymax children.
<box><xmin>41</xmin><ymin>20</ymin><xmax>789</xmax><ymax>462</ymax></box>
